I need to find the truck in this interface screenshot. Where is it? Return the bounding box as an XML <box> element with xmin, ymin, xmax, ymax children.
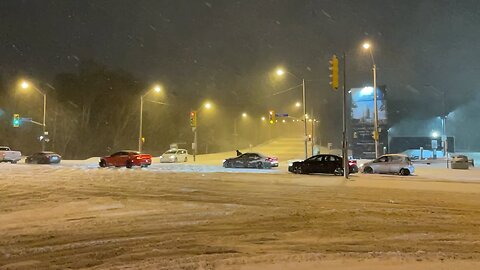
<box><xmin>0</xmin><ymin>146</ymin><xmax>22</xmax><ymax>164</ymax></box>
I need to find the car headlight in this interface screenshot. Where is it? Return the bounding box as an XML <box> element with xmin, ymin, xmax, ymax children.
<box><xmin>170</xmin><ymin>155</ymin><xmax>175</xmax><ymax>159</ymax></box>
<box><xmin>160</xmin><ymin>156</ymin><xmax>163</xmax><ymax>159</ymax></box>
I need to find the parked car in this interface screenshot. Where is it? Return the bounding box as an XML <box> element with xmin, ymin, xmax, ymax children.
<box><xmin>99</xmin><ymin>151</ymin><xmax>152</xmax><ymax>168</ymax></box>
<box><xmin>349</xmin><ymin>159</ymin><xmax>359</xmax><ymax>173</ymax></box>
<box><xmin>360</xmin><ymin>154</ymin><xmax>414</xmax><ymax>176</ymax></box>
<box><xmin>223</xmin><ymin>152</ymin><xmax>276</xmax><ymax>169</ymax></box>
<box><xmin>288</xmin><ymin>154</ymin><xmax>353</xmax><ymax>175</ymax></box>
<box><xmin>160</xmin><ymin>149</ymin><xmax>188</xmax><ymax>163</ymax></box>
<box><xmin>0</xmin><ymin>146</ymin><xmax>22</xmax><ymax>164</ymax></box>
<box><xmin>450</xmin><ymin>155</ymin><xmax>474</xmax><ymax>169</ymax></box>
<box><xmin>25</xmin><ymin>152</ymin><xmax>61</xmax><ymax>164</ymax></box>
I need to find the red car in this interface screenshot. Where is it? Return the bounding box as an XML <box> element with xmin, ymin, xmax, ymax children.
<box><xmin>99</xmin><ymin>151</ymin><xmax>152</xmax><ymax>168</ymax></box>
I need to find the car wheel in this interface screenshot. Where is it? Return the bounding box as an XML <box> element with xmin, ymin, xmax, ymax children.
<box><xmin>334</xmin><ymin>167</ymin><xmax>344</xmax><ymax>176</ymax></box>
<box><xmin>99</xmin><ymin>160</ymin><xmax>107</xmax><ymax>168</ymax></box>
<box><xmin>126</xmin><ymin>160</ymin><xmax>133</xmax><ymax>169</ymax></box>
<box><xmin>174</xmin><ymin>157</ymin><xmax>178</xmax><ymax>163</ymax></box>
<box><xmin>184</xmin><ymin>157</ymin><xmax>188</xmax><ymax>162</ymax></box>
<box><xmin>400</xmin><ymin>168</ymin><xmax>410</xmax><ymax>176</ymax></box>
<box><xmin>10</xmin><ymin>160</ymin><xmax>17</xmax><ymax>164</ymax></box>
<box><xmin>256</xmin><ymin>162</ymin><xmax>263</xmax><ymax>169</ymax></box>
<box><xmin>296</xmin><ymin>166</ymin><xmax>306</xmax><ymax>174</ymax></box>
<box><xmin>364</xmin><ymin>166</ymin><xmax>373</xmax><ymax>174</ymax></box>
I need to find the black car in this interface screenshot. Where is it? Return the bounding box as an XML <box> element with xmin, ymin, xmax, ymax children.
<box><xmin>223</xmin><ymin>153</ymin><xmax>273</xmax><ymax>169</ymax></box>
<box><xmin>288</xmin><ymin>154</ymin><xmax>347</xmax><ymax>175</ymax></box>
<box><xmin>26</xmin><ymin>152</ymin><xmax>62</xmax><ymax>164</ymax></box>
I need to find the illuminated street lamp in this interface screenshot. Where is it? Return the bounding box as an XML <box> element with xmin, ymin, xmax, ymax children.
<box><xmin>276</xmin><ymin>68</ymin><xmax>308</xmax><ymax>159</ymax></box>
<box><xmin>295</xmin><ymin>101</ymin><xmax>301</xmax><ymax>108</ymax></box>
<box><xmin>19</xmin><ymin>80</ymin><xmax>47</xmax><ymax>151</ymax></box>
<box><xmin>261</xmin><ymin>116</ymin><xmax>266</xmax><ymax>121</ymax></box>
<box><xmin>139</xmin><ymin>84</ymin><xmax>162</xmax><ymax>152</ymax></box>
<box><xmin>362</xmin><ymin>42</ymin><xmax>379</xmax><ymax>158</ymax></box>
<box><xmin>234</xmin><ymin>112</ymin><xmax>249</xmax><ymax>147</ymax></box>
<box><xmin>192</xmin><ymin>101</ymin><xmax>214</xmax><ymax>161</ymax></box>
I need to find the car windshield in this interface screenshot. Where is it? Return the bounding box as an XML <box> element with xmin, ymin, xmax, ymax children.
<box><xmin>0</xmin><ymin>147</ymin><xmax>10</xmax><ymax>151</ymax></box>
<box><xmin>164</xmin><ymin>150</ymin><xmax>177</xmax><ymax>154</ymax></box>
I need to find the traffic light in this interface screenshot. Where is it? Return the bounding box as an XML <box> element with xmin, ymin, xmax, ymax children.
<box><xmin>329</xmin><ymin>55</ymin><xmax>339</xmax><ymax>90</ymax></box>
<box><xmin>190</xmin><ymin>111</ymin><xmax>197</xmax><ymax>127</ymax></box>
<box><xmin>12</xmin><ymin>114</ymin><xmax>20</xmax><ymax>127</ymax></box>
<box><xmin>268</xmin><ymin>110</ymin><xmax>276</xmax><ymax>124</ymax></box>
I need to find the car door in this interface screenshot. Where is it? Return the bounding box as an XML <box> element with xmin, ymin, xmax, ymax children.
<box><xmin>303</xmin><ymin>155</ymin><xmax>322</xmax><ymax>173</ymax></box>
<box><xmin>180</xmin><ymin>150</ymin><xmax>187</xmax><ymax>161</ymax></box>
<box><xmin>247</xmin><ymin>153</ymin><xmax>261</xmax><ymax>168</ymax></box>
<box><xmin>234</xmin><ymin>154</ymin><xmax>247</xmax><ymax>168</ymax></box>
<box><xmin>372</xmin><ymin>156</ymin><xmax>389</xmax><ymax>173</ymax></box>
<box><xmin>323</xmin><ymin>155</ymin><xmax>338</xmax><ymax>173</ymax></box>
<box><xmin>116</xmin><ymin>152</ymin><xmax>130</xmax><ymax>166</ymax></box>
<box><xmin>388</xmin><ymin>156</ymin><xmax>402</xmax><ymax>173</ymax></box>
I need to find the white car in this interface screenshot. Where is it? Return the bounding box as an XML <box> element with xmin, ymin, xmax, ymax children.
<box><xmin>160</xmin><ymin>149</ymin><xmax>188</xmax><ymax>163</ymax></box>
<box><xmin>360</xmin><ymin>154</ymin><xmax>415</xmax><ymax>176</ymax></box>
<box><xmin>0</xmin><ymin>146</ymin><xmax>22</xmax><ymax>164</ymax></box>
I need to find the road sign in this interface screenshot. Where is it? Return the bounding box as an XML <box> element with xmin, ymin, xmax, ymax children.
<box><xmin>275</xmin><ymin>113</ymin><xmax>289</xmax><ymax>117</ymax></box>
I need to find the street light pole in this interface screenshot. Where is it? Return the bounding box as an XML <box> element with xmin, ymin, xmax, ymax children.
<box><xmin>373</xmin><ymin>64</ymin><xmax>379</xmax><ymax>158</ymax></box>
<box><xmin>21</xmin><ymin>82</ymin><xmax>47</xmax><ymax>151</ymax></box>
<box><xmin>363</xmin><ymin>43</ymin><xmax>379</xmax><ymax>158</ymax></box>
<box><xmin>302</xmin><ymin>79</ymin><xmax>308</xmax><ymax>159</ymax></box>
<box><xmin>138</xmin><ymin>96</ymin><xmax>144</xmax><ymax>152</ymax></box>
<box><xmin>275</xmin><ymin>69</ymin><xmax>308</xmax><ymax>159</ymax></box>
<box><xmin>138</xmin><ymin>85</ymin><xmax>162</xmax><ymax>153</ymax></box>
<box><xmin>42</xmin><ymin>92</ymin><xmax>47</xmax><ymax>152</ymax></box>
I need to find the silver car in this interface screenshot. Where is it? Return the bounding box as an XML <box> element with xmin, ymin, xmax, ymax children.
<box><xmin>360</xmin><ymin>154</ymin><xmax>414</xmax><ymax>176</ymax></box>
<box><xmin>160</xmin><ymin>149</ymin><xmax>188</xmax><ymax>163</ymax></box>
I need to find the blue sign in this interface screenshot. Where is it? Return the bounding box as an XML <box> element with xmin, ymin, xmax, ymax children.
<box><xmin>275</xmin><ymin>113</ymin><xmax>289</xmax><ymax>117</ymax></box>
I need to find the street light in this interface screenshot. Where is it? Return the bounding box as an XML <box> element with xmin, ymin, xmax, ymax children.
<box><xmin>234</xmin><ymin>112</ymin><xmax>249</xmax><ymax>148</ymax></box>
<box><xmin>362</xmin><ymin>42</ymin><xmax>379</xmax><ymax>158</ymax></box>
<box><xmin>19</xmin><ymin>79</ymin><xmax>47</xmax><ymax>151</ymax></box>
<box><xmin>425</xmin><ymin>84</ymin><xmax>448</xmax><ymax>160</ymax></box>
<box><xmin>295</xmin><ymin>101</ymin><xmax>301</xmax><ymax>108</ymax></box>
<box><xmin>276</xmin><ymin>68</ymin><xmax>308</xmax><ymax>159</ymax></box>
<box><xmin>261</xmin><ymin>116</ymin><xmax>266</xmax><ymax>121</ymax></box>
<box><xmin>139</xmin><ymin>84</ymin><xmax>162</xmax><ymax>152</ymax></box>
<box><xmin>192</xmin><ymin>101</ymin><xmax>214</xmax><ymax>161</ymax></box>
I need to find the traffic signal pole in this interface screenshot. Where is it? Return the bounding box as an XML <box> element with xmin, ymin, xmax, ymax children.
<box><xmin>342</xmin><ymin>52</ymin><xmax>349</xmax><ymax>180</ymax></box>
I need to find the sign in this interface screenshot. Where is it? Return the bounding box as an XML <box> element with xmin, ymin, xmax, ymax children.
<box><xmin>275</xmin><ymin>113</ymin><xmax>289</xmax><ymax>117</ymax></box>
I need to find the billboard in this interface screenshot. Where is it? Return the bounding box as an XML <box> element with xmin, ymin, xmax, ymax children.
<box><xmin>350</xmin><ymin>86</ymin><xmax>388</xmax><ymax>159</ymax></box>
<box><xmin>351</xmin><ymin>87</ymin><xmax>387</xmax><ymax>125</ymax></box>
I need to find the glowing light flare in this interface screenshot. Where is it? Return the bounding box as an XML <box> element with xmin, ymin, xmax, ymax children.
<box><xmin>153</xmin><ymin>85</ymin><xmax>162</xmax><ymax>93</ymax></box>
<box><xmin>20</xmin><ymin>81</ymin><xmax>30</xmax><ymax>89</ymax></box>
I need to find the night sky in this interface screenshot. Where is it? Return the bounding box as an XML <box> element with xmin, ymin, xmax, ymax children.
<box><xmin>1</xmin><ymin>0</ymin><xmax>480</xmax><ymax>146</ymax></box>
